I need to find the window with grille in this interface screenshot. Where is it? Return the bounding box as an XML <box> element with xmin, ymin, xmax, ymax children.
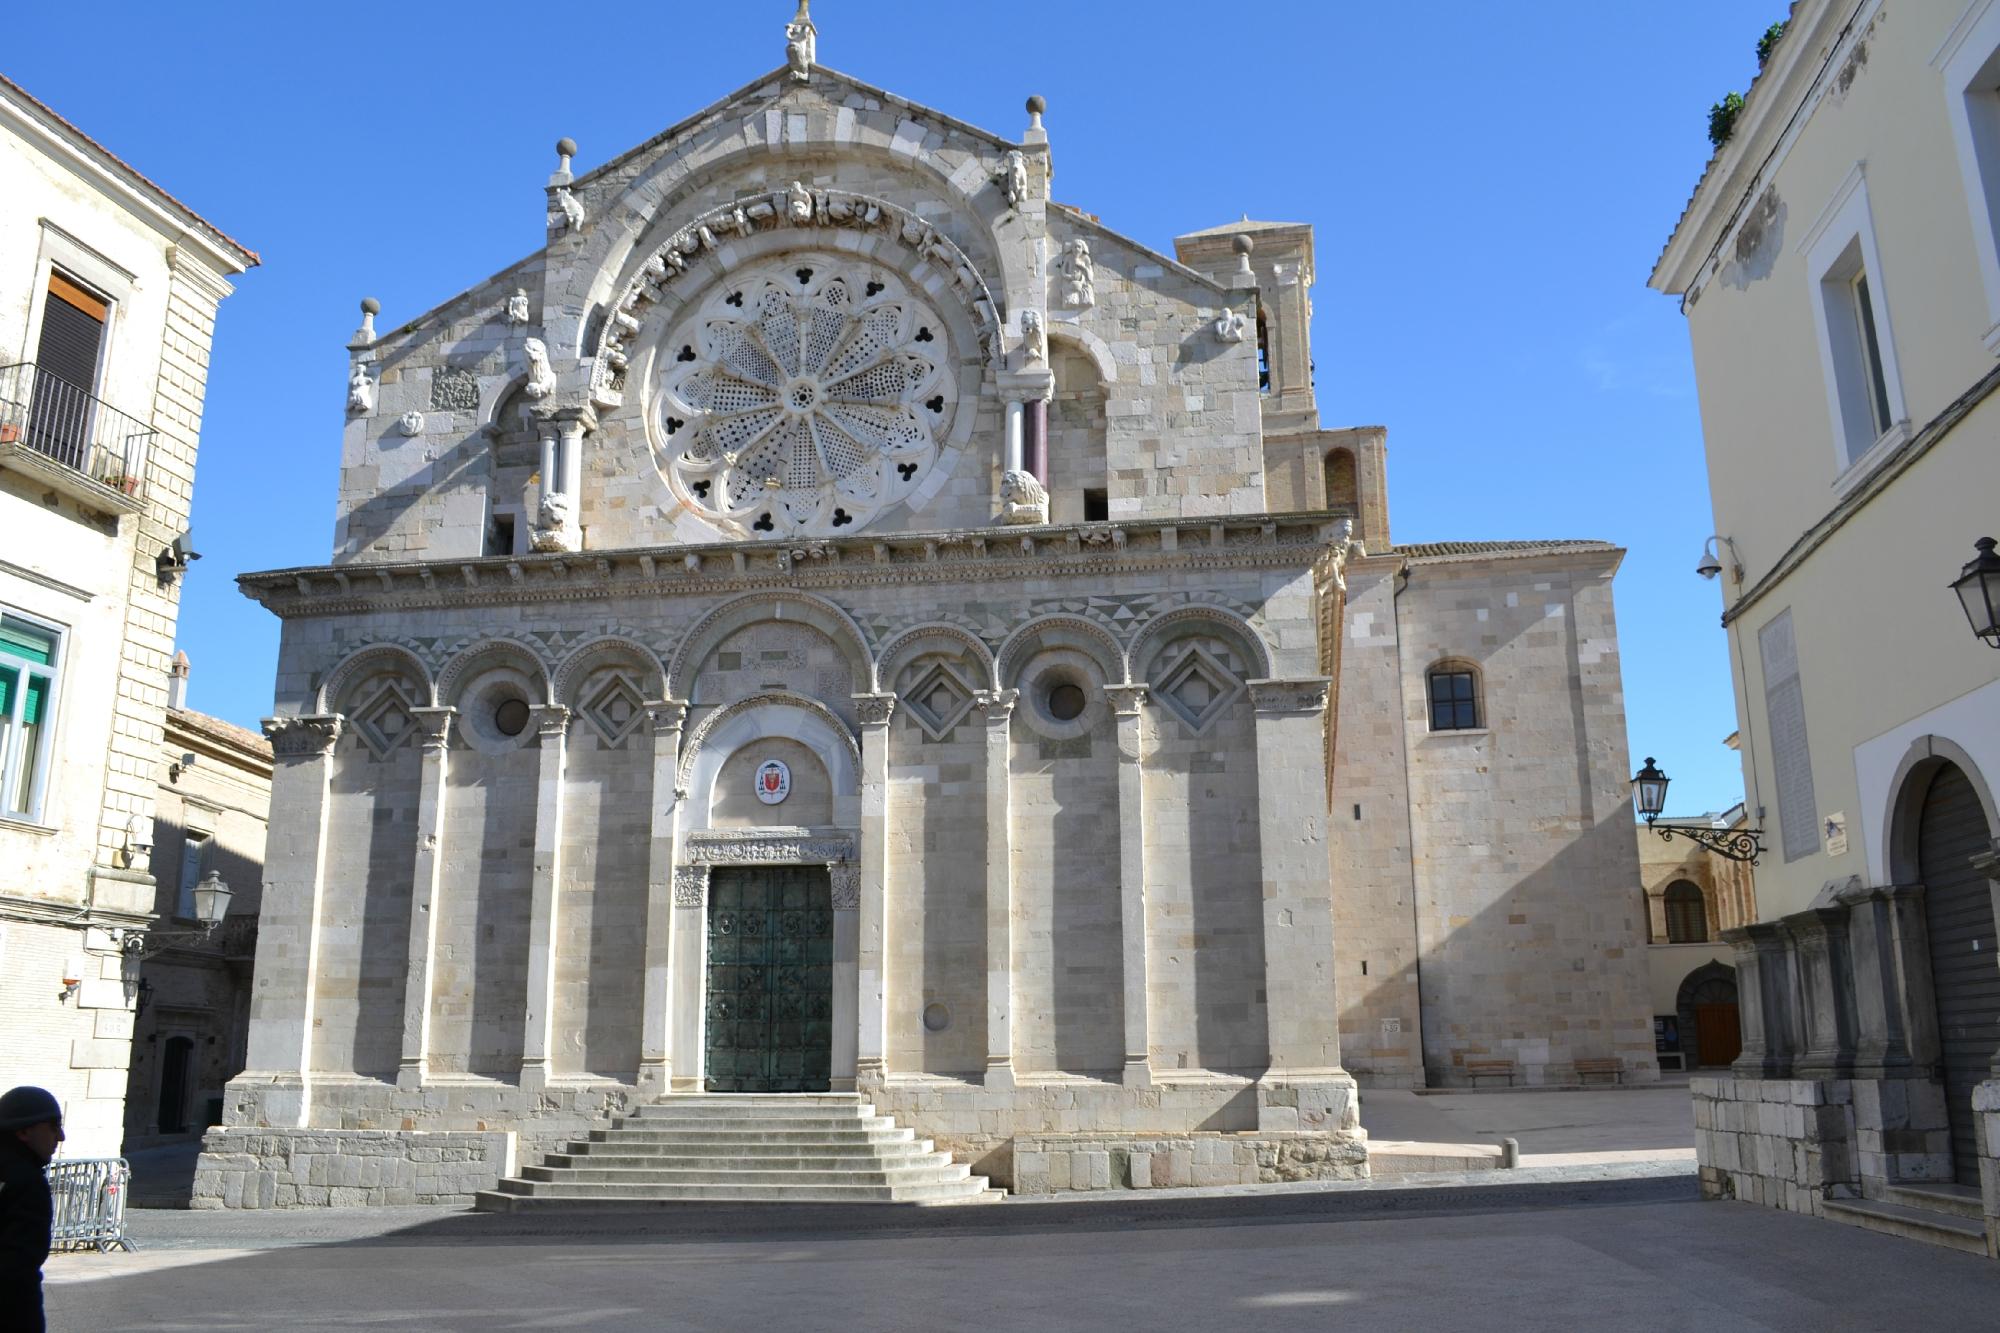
<box><xmin>0</xmin><ymin>613</ymin><xmax>62</xmax><ymax>823</ymax></box>
<box><xmin>1427</xmin><ymin>666</ymin><xmax>1480</xmax><ymax>731</ymax></box>
<box><xmin>1664</xmin><ymin>881</ymin><xmax>1708</xmax><ymax>943</ymax></box>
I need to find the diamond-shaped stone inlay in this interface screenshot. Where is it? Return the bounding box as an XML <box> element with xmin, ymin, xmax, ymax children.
<box><xmin>1155</xmin><ymin>644</ymin><xmax>1242</xmax><ymax>733</ymax></box>
<box><xmin>580</xmin><ymin>673</ymin><xmax>647</xmax><ymax>746</ymax></box>
<box><xmin>350</xmin><ymin>683</ymin><xmax>418</xmax><ymax>759</ymax></box>
<box><xmin>900</xmin><ymin>662</ymin><xmax>975</xmax><ymax>741</ymax></box>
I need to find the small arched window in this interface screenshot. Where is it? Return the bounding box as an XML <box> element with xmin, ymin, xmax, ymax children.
<box><xmin>1665</xmin><ymin>880</ymin><xmax>1708</xmax><ymax>943</ymax></box>
<box><xmin>1323</xmin><ymin>448</ymin><xmax>1358</xmax><ymax>511</ymax></box>
<box><xmin>1426</xmin><ymin>662</ymin><xmax>1481</xmax><ymax>731</ymax></box>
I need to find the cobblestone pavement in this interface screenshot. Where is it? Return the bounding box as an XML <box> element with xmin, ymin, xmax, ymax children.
<box><xmin>45</xmin><ymin>1176</ymin><xmax>2000</xmax><ymax>1331</ymax></box>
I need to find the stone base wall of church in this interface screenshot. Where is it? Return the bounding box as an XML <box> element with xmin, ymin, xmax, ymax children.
<box><xmin>1011</xmin><ymin>1131</ymin><xmax>1368</xmax><ymax>1194</ymax></box>
<box><xmin>190</xmin><ymin>1127</ymin><xmax>516</xmax><ymax>1209</ymax></box>
<box><xmin>1976</xmin><ymin>1081</ymin><xmax>2000</xmax><ymax>1259</ymax></box>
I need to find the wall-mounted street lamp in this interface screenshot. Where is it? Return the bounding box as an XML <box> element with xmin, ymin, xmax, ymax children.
<box><xmin>155</xmin><ymin>527</ymin><xmax>201</xmax><ymax>583</ymax></box>
<box><xmin>1695</xmin><ymin>535</ymin><xmax>1743</xmax><ymax>582</ymax></box>
<box><xmin>121</xmin><ymin>871</ymin><xmax>233</xmax><ymax>959</ymax></box>
<box><xmin>1951</xmin><ymin>537</ymin><xmax>2000</xmax><ymax>649</ymax></box>
<box><xmin>1632</xmin><ymin>757</ymin><xmax>1765</xmax><ymax>864</ymax></box>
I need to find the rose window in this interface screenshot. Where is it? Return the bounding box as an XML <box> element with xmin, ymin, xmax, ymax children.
<box><xmin>655</xmin><ymin>255</ymin><xmax>956</xmax><ymax>536</ymax></box>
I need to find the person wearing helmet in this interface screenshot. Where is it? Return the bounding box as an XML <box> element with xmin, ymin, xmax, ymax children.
<box><xmin>0</xmin><ymin>1086</ymin><xmax>63</xmax><ymax>1333</ymax></box>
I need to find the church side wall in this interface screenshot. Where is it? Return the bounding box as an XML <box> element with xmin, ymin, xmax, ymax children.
<box><xmin>1397</xmin><ymin>553</ymin><xmax>1656</xmax><ymax>1086</ymax></box>
<box><xmin>1328</xmin><ymin>559</ymin><xmax>1424</xmax><ymax>1086</ymax></box>
<box><xmin>312</xmin><ymin>731</ymin><xmax>417</xmax><ymax>1077</ymax></box>
<box><xmin>552</xmin><ymin>721</ymin><xmax>649</xmax><ymax>1078</ymax></box>
<box><xmin>431</xmin><ymin>736</ymin><xmax>537</xmax><ymax>1077</ymax></box>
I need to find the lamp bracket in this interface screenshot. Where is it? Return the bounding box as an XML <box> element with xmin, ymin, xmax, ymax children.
<box><xmin>1644</xmin><ymin>816</ymin><xmax>1765</xmax><ymax>865</ymax></box>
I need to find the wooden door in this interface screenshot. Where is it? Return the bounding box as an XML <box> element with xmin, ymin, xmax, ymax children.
<box><xmin>1694</xmin><ymin>1004</ymin><xmax>1741</xmax><ymax>1068</ymax></box>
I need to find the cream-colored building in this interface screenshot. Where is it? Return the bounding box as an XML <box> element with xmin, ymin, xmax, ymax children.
<box><xmin>196</xmin><ymin>11</ymin><xmax>1654</xmax><ymax>1208</ymax></box>
<box><xmin>1652</xmin><ymin>0</ymin><xmax>2000</xmax><ymax>1253</ymax></box>
<box><xmin>0</xmin><ymin>76</ymin><xmax>255</xmax><ymax>1156</ymax></box>
<box><xmin>1637</xmin><ymin>797</ymin><xmax>1757</xmax><ymax>1071</ymax></box>
<box><xmin>123</xmin><ymin>661</ymin><xmax>272</xmax><ymax>1149</ymax></box>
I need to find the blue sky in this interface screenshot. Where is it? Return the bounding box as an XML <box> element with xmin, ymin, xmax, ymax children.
<box><xmin>9</xmin><ymin>1</ymin><xmax>1772</xmax><ymax>814</ymax></box>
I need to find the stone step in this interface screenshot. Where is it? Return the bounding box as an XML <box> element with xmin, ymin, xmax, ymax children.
<box><xmin>1882</xmin><ymin>1182</ymin><xmax>1986</xmax><ymax>1221</ymax></box>
<box><xmin>522</xmin><ymin>1163</ymin><xmax>973</xmax><ymax>1187</ymax></box>
<box><xmin>622</xmin><ymin>1104</ymin><xmax>875</xmax><ymax>1119</ymax></box>
<box><xmin>482</xmin><ymin>1177</ymin><xmax>991</xmax><ymax>1205</ymax></box>
<box><xmin>547</xmin><ymin>1148</ymin><xmax>953</xmax><ymax>1170</ymax></box>
<box><xmin>589</xmin><ymin>1127</ymin><xmax>918</xmax><ymax>1146</ymax></box>
<box><xmin>1822</xmin><ymin>1197</ymin><xmax>1989</xmax><ymax>1256</ymax></box>
<box><xmin>610</xmin><ymin>1113</ymin><xmax>899</xmax><ymax>1132</ymax></box>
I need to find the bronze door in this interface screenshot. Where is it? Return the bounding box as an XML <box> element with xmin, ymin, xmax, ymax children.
<box><xmin>704</xmin><ymin>865</ymin><xmax>834</xmax><ymax>1092</ymax></box>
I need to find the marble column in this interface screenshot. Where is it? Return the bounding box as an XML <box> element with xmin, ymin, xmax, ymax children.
<box><xmin>397</xmin><ymin>706</ymin><xmax>455</xmax><ymax>1091</ymax></box>
<box><xmin>538</xmin><ymin>428</ymin><xmax>558</xmax><ymax>502</ymax></box>
<box><xmin>1787</xmin><ymin>905</ymin><xmax>1857</xmax><ymax>1080</ymax></box>
<box><xmin>1026</xmin><ymin>396</ymin><xmax>1049</xmax><ymax>484</ymax></box>
<box><xmin>1004</xmin><ymin>401</ymin><xmax>1024</xmax><ymax>475</ymax></box>
<box><xmin>853</xmin><ymin>693</ymin><xmax>897</xmax><ymax>1085</ymax></box>
<box><xmin>518</xmin><ymin>704</ymin><xmax>570</xmax><ymax>1092</ymax></box>
<box><xmin>976</xmin><ymin>688</ymin><xmax>1018</xmax><ymax>1090</ymax></box>
<box><xmin>670</xmin><ymin>860</ymin><xmax>708</xmax><ymax>1092</ymax></box>
<box><xmin>558</xmin><ymin>415</ymin><xmax>585</xmax><ymax>501</ymax></box>
<box><xmin>1105</xmin><ymin>683</ymin><xmax>1152</xmax><ymax>1088</ymax></box>
<box><xmin>1836</xmin><ymin>883</ymin><xmax>1919</xmax><ymax>1079</ymax></box>
<box><xmin>1247</xmin><ymin>677</ymin><xmax>1351</xmax><ymax>1132</ymax></box>
<box><xmin>639</xmin><ymin>700</ymin><xmax>687</xmax><ymax>1095</ymax></box>
<box><xmin>243</xmin><ymin>715</ymin><xmax>342</xmax><ymax>1128</ymax></box>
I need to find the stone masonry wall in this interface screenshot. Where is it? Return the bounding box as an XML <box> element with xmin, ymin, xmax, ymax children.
<box><xmin>1012</xmin><ymin>1131</ymin><xmax>1367</xmax><ymax>1194</ymax></box>
<box><xmin>193</xmin><ymin>1127</ymin><xmax>515</xmax><ymax>1209</ymax></box>
<box><xmin>1693</xmin><ymin>1076</ymin><xmax>1856</xmax><ymax>1216</ymax></box>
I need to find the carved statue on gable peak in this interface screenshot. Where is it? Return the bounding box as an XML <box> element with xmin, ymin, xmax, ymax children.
<box><xmin>786</xmin><ymin>180</ymin><xmax>813</xmax><ymax>225</ymax></box>
<box><xmin>346</xmin><ymin>363</ymin><xmax>375</xmax><ymax>415</ymax></box>
<box><xmin>1056</xmin><ymin>237</ymin><xmax>1096</xmax><ymax>309</ymax></box>
<box><xmin>1213</xmin><ymin>306</ymin><xmax>1251</xmax><ymax>344</ymax></box>
<box><xmin>1020</xmin><ymin>308</ymin><xmax>1048</xmax><ymax>367</ymax></box>
<box><xmin>549</xmin><ymin>185</ymin><xmax>586</xmax><ymax>234</ymax></box>
<box><xmin>505</xmin><ymin>288</ymin><xmax>532</xmax><ymax>325</ymax></box>
<box><xmin>786</xmin><ymin>1</ymin><xmax>817</xmax><ymax>82</ymax></box>
<box><xmin>999</xmin><ymin>150</ymin><xmax>1029</xmax><ymax>209</ymax></box>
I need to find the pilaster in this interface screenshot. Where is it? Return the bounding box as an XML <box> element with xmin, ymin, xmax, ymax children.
<box><xmin>1787</xmin><ymin>905</ymin><xmax>1857</xmax><ymax>1080</ymax></box>
<box><xmin>670</xmin><ymin>860</ymin><xmax>708</xmax><ymax>1092</ymax></box>
<box><xmin>1836</xmin><ymin>882</ymin><xmax>1919</xmax><ymax>1079</ymax></box>
<box><xmin>853</xmin><ymin>692</ymin><xmax>896</xmax><ymax>1081</ymax></box>
<box><xmin>1728</xmin><ymin>922</ymin><xmax>1800</xmax><ymax>1079</ymax></box>
<box><xmin>241</xmin><ymin>715</ymin><xmax>341</xmax><ymax>1127</ymax></box>
<box><xmin>1106</xmin><ymin>683</ymin><xmax>1152</xmax><ymax>1088</ymax></box>
<box><xmin>1246</xmin><ymin>678</ymin><xmax>1341</xmax><ymax>1080</ymax></box>
<box><xmin>518</xmin><ymin>704</ymin><xmax>570</xmax><ymax>1092</ymax></box>
<box><xmin>976</xmin><ymin>688</ymin><xmax>1018</xmax><ymax>1090</ymax></box>
<box><xmin>640</xmin><ymin>700</ymin><xmax>687</xmax><ymax>1094</ymax></box>
<box><xmin>397</xmin><ymin>706</ymin><xmax>455</xmax><ymax>1090</ymax></box>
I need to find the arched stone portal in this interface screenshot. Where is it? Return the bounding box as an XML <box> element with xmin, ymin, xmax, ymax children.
<box><xmin>1675</xmin><ymin>962</ymin><xmax>1739</xmax><ymax>1068</ymax></box>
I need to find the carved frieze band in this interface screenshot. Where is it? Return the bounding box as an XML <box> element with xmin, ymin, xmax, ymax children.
<box><xmin>1246</xmin><ymin>678</ymin><xmax>1331</xmax><ymax>716</ymax></box>
<box><xmin>683</xmin><ymin>828</ymin><xmax>858</xmax><ymax>869</ymax></box>
<box><xmin>263</xmin><ymin>715</ymin><xmax>343</xmax><ymax>759</ymax></box>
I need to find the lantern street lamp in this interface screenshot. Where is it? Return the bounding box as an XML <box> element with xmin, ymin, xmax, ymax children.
<box><xmin>1951</xmin><ymin>537</ymin><xmax>2000</xmax><ymax>649</ymax></box>
<box><xmin>121</xmin><ymin>870</ymin><xmax>235</xmax><ymax>958</ymax></box>
<box><xmin>1631</xmin><ymin>756</ymin><xmax>1765</xmax><ymax>864</ymax></box>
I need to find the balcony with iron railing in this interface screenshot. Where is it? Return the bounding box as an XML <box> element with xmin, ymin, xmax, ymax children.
<box><xmin>0</xmin><ymin>362</ymin><xmax>154</xmax><ymax>514</ymax></box>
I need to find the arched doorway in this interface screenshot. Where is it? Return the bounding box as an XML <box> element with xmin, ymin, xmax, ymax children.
<box><xmin>1916</xmin><ymin>761</ymin><xmax>1999</xmax><ymax>1186</ymax></box>
<box><xmin>1675</xmin><ymin>963</ymin><xmax>1740</xmax><ymax>1068</ymax></box>
<box><xmin>157</xmin><ymin>1035</ymin><xmax>193</xmax><ymax>1134</ymax></box>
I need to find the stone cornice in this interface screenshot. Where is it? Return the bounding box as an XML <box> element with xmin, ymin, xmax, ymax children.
<box><xmin>239</xmin><ymin>515</ymin><xmax>1348</xmax><ymax>620</ymax></box>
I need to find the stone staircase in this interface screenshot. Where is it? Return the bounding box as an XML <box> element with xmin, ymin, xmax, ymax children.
<box><xmin>1822</xmin><ymin>1182</ymin><xmax>1990</xmax><ymax>1256</ymax></box>
<box><xmin>474</xmin><ymin>1094</ymin><xmax>1000</xmax><ymax>1210</ymax></box>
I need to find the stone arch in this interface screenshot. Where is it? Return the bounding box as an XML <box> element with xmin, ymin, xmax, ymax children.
<box><xmin>1884</xmin><ymin>734</ymin><xmax>2000</xmax><ymax>885</ymax></box>
<box><xmin>552</xmin><ymin>634</ymin><xmax>667</xmax><ymax>707</ymax></box>
<box><xmin>877</xmin><ymin>622</ymin><xmax>999</xmax><ymax>694</ymax></box>
<box><xmin>1675</xmin><ymin>960</ymin><xmax>1739</xmax><ymax>1069</ymax></box>
<box><xmin>435</xmin><ymin>638</ymin><xmax>551</xmax><ymax>707</ymax></box>
<box><xmin>1046</xmin><ymin>320</ymin><xmax>1118</xmax><ymax>385</ymax></box>
<box><xmin>669</xmin><ymin>590</ymin><xmax>876</xmax><ymax>700</ymax></box>
<box><xmin>1128</xmin><ymin>606</ymin><xmax>1273</xmax><ymax>685</ymax></box>
<box><xmin>319</xmin><ymin>643</ymin><xmax>434</xmax><ymax>713</ymax></box>
<box><xmin>677</xmin><ymin>691</ymin><xmax>862</xmax><ymax>830</ymax></box>
<box><xmin>996</xmin><ymin>614</ymin><xmax>1126</xmax><ymax>688</ymax></box>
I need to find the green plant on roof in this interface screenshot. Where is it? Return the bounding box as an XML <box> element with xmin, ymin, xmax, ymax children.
<box><xmin>1756</xmin><ymin>20</ymin><xmax>1789</xmax><ymax>68</ymax></box>
<box><xmin>1708</xmin><ymin>92</ymin><xmax>1746</xmax><ymax>149</ymax></box>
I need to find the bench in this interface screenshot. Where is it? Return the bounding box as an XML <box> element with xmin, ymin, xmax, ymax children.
<box><xmin>1574</xmin><ymin>1057</ymin><xmax>1624</xmax><ymax>1085</ymax></box>
<box><xmin>1463</xmin><ymin>1058</ymin><xmax>1517</xmax><ymax>1087</ymax></box>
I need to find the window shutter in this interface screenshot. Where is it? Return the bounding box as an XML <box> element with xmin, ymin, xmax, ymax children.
<box><xmin>0</xmin><ymin>620</ymin><xmax>56</xmax><ymax>665</ymax></box>
<box><xmin>1758</xmin><ymin>610</ymin><xmax>1820</xmax><ymax>862</ymax></box>
<box><xmin>36</xmin><ymin>275</ymin><xmax>107</xmax><ymax>393</ymax></box>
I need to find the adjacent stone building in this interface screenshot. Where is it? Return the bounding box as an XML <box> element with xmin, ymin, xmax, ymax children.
<box><xmin>0</xmin><ymin>75</ymin><xmax>255</xmax><ymax>1156</ymax></box>
<box><xmin>203</xmin><ymin>11</ymin><xmax>1653</xmax><ymax>1203</ymax></box>
<box><xmin>1652</xmin><ymin>0</ymin><xmax>2000</xmax><ymax>1254</ymax></box>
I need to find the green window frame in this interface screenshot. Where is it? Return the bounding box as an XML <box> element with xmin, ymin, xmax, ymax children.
<box><xmin>0</xmin><ymin>612</ymin><xmax>62</xmax><ymax>823</ymax></box>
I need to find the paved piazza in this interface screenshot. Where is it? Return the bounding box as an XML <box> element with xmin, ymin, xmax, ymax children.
<box><xmin>47</xmin><ymin>1181</ymin><xmax>1998</xmax><ymax>1330</ymax></box>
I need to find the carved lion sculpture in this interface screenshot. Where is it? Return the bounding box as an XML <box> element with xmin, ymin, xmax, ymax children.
<box><xmin>523</xmin><ymin>337</ymin><xmax>556</xmax><ymax>399</ymax></box>
<box><xmin>999</xmin><ymin>469</ymin><xmax>1049</xmax><ymax>526</ymax></box>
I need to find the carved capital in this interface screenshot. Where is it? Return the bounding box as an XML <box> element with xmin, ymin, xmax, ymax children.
<box><xmin>853</xmin><ymin>692</ymin><xmax>897</xmax><ymax>727</ymax></box>
<box><xmin>974</xmin><ymin>688</ymin><xmax>1019</xmax><ymax>724</ymax></box>
<box><xmin>647</xmin><ymin>698</ymin><xmax>690</xmax><ymax>734</ymax></box>
<box><xmin>410</xmin><ymin>706</ymin><xmax>457</xmax><ymax>754</ymax></box>
<box><xmin>1103</xmin><ymin>683</ymin><xmax>1149</xmax><ymax>718</ymax></box>
<box><xmin>672</xmin><ymin>863</ymin><xmax>709</xmax><ymax>908</ymax></box>
<box><xmin>827</xmin><ymin>862</ymin><xmax>861</xmax><ymax>910</ymax></box>
<box><xmin>530</xmin><ymin>703</ymin><xmax>570</xmax><ymax>741</ymax></box>
<box><xmin>263</xmin><ymin>715</ymin><xmax>343</xmax><ymax>759</ymax></box>
<box><xmin>1246</xmin><ymin>677</ymin><xmax>1331</xmax><ymax>717</ymax></box>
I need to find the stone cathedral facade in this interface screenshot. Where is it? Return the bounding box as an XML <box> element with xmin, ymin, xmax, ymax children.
<box><xmin>201</xmin><ymin>14</ymin><xmax>1654</xmax><ymax>1203</ymax></box>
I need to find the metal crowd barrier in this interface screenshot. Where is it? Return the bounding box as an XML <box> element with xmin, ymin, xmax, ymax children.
<box><xmin>46</xmin><ymin>1156</ymin><xmax>136</xmax><ymax>1253</ymax></box>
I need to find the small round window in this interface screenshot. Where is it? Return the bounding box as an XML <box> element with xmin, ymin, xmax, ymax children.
<box><xmin>1046</xmin><ymin>682</ymin><xmax>1087</xmax><ymax>721</ymax></box>
<box><xmin>493</xmin><ymin>698</ymin><xmax>531</xmax><ymax>737</ymax></box>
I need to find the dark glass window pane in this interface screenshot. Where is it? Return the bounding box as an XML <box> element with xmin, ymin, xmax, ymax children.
<box><xmin>1428</xmin><ymin>671</ymin><xmax>1479</xmax><ymax>731</ymax></box>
